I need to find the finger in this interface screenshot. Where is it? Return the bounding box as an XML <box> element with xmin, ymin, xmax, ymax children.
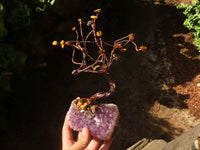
<box><xmin>68</xmin><ymin>127</ymin><xmax>91</xmax><ymax>150</ymax></box>
<box><xmin>77</xmin><ymin>130</ymin><xmax>82</xmax><ymax>141</ymax></box>
<box><xmin>62</xmin><ymin>115</ymin><xmax>74</xmax><ymax>150</ymax></box>
<box><xmin>99</xmin><ymin>138</ymin><xmax>113</xmax><ymax>150</ymax></box>
<box><xmin>87</xmin><ymin>137</ymin><xmax>101</xmax><ymax>150</ymax></box>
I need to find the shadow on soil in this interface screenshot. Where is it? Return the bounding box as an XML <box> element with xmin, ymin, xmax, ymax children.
<box><xmin>1</xmin><ymin>1</ymin><xmax>200</xmax><ymax>150</ymax></box>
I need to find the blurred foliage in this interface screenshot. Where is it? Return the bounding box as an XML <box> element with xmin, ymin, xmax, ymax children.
<box><xmin>177</xmin><ymin>1</ymin><xmax>200</xmax><ymax>53</ymax></box>
<box><xmin>0</xmin><ymin>0</ymin><xmax>55</xmax><ymax>134</ymax></box>
<box><xmin>7</xmin><ymin>4</ymin><xmax>31</xmax><ymax>31</ymax></box>
<box><xmin>0</xmin><ymin>3</ymin><xmax>6</xmax><ymax>39</ymax></box>
<box><xmin>35</xmin><ymin>0</ymin><xmax>55</xmax><ymax>12</ymax></box>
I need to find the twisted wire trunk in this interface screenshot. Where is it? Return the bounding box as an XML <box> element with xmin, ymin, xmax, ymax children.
<box><xmin>89</xmin><ymin>71</ymin><xmax>116</xmax><ymax>103</ymax></box>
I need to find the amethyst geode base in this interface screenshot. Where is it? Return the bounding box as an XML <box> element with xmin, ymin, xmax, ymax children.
<box><xmin>67</xmin><ymin>103</ymin><xmax>119</xmax><ymax>140</ymax></box>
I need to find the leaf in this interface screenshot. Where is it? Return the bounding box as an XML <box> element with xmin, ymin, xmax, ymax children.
<box><xmin>0</xmin><ymin>3</ymin><xmax>3</xmax><ymax>11</ymax></box>
<box><xmin>49</xmin><ymin>0</ymin><xmax>56</xmax><ymax>5</ymax></box>
<box><xmin>194</xmin><ymin>25</ymin><xmax>200</xmax><ymax>31</ymax></box>
<box><xmin>36</xmin><ymin>6</ymin><xmax>45</xmax><ymax>12</ymax></box>
<box><xmin>177</xmin><ymin>1</ymin><xmax>200</xmax><ymax>53</ymax></box>
<box><xmin>0</xmin><ymin>3</ymin><xmax>6</xmax><ymax>40</ymax></box>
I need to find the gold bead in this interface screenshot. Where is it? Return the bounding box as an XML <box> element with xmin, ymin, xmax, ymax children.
<box><xmin>129</xmin><ymin>33</ymin><xmax>135</xmax><ymax>41</ymax></box>
<box><xmin>98</xmin><ymin>49</ymin><xmax>105</xmax><ymax>54</ymax></box>
<box><xmin>96</xmin><ymin>31</ymin><xmax>102</xmax><ymax>37</ymax></box>
<box><xmin>139</xmin><ymin>45</ymin><xmax>147</xmax><ymax>51</ymax></box>
<box><xmin>60</xmin><ymin>40</ymin><xmax>65</xmax><ymax>48</ymax></box>
<box><xmin>90</xmin><ymin>15</ymin><xmax>98</xmax><ymax>19</ymax></box>
<box><xmin>94</xmin><ymin>8</ymin><xmax>101</xmax><ymax>13</ymax></box>
<box><xmin>93</xmin><ymin>65</ymin><xmax>101</xmax><ymax>71</ymax></box>
<box><xmin>78</xmin><ymin>18</ymin><xmax>82</xmax><ymax>22</ymax></box>
<box><xmin>114</xmin><ymin>43</ymin><xmax>122</xmax><ymax>49</ymax></box>
<box><xmin>87</xmin><ymin>21</ymin><xmax>93</xmax><ymax>26</ymax></box>
<box><xmin>140</xmin><ymin>45</ymin><xmax>147</xmax><ymax>51</ymax></box>
<box><xmin>120</xmin><ymin>48</ymin><xmax>127</xmax><ymax>52</ymax></box>
<box><xmin>52</xmin><ymin>41</ymin><xmax>58</xmax><ymax>46</ymax></box>
<box><xmin>102</xmin><ymin>65</ymin><xmax>107</xmax><ymax>69</ymax></box>
<box><xmin>72</xmin><ymin>26</ymin><xmax>76</xmax><ymax>31</ymax></box>
<box><xmin>65</xmin><ymin>41</ymin><xmax>73</xmax><ymax>46</ymax></box>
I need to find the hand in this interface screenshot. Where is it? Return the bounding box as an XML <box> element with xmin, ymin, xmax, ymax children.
<box><xmin>62</xmin><ymin>115</ymin><xmax>113</xmax><ymax>150</ymax></box>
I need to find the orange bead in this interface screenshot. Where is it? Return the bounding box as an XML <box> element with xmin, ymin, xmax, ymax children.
<box><xmin>102</xmin><ymin>65</ymin><xmax>108</xmax><ymax>69</ymax></box>
<box><xmin>114</xmin><ymin>43</ymin><xmax>122</xmax><ymax>49</ymax></box>
<box><xmin>98</xmin><ymin>49</ymin><xmax>105</xmax><ymax>54</ymax></box>
<box><xmin>52</xmin><ymin>41</ymin><xmax>58</xmax><ymax>46</ymax></box>
<box><xmin>72</xmin><ymin>26</ymin><xmax>76</xmax><ymax>31</ymax></box>
<box><xmin>140</xmin><ymin>45</ymin><xmax>147</xmax><ymax>51</ymax></box>
<box><xmin>129</xmin><ymin>34</ymin><xmax>135</xmax><ymax>41</ymax></box>
<box><xmin>96</xmin><ymin>31</ymin><xmax>102</xmax><ymax>37</ymax></box>
<box><xmin>78</xmin><ymin>18</ymin><xmax>82</xmax><ymax>22</ymax></box>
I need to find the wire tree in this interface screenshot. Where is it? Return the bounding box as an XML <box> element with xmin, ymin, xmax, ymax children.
<box><xmin>52</xmin><ymin>8</ymin><xmax>147</xmax><ymax>108</ymax></box>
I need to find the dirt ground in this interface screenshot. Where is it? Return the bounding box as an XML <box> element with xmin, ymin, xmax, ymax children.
<box><xmin>1</xmin><ymin>0</ymin><xmax>200</xmax><ymax>150</ymax></box>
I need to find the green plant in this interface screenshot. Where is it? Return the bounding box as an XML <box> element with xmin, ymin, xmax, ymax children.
<box><xmin>35</xmin><ymin>0</ymin><xmax>55</xmax><ymax>12</ymax></box>
<box><xmin>177</xmin><ymin>1</ymin><xmax>200</xmax><ymax>52</ymax></box>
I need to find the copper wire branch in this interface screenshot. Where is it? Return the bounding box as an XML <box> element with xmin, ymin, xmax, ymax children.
<box><xmin>52</xmin><ymin>8</ymin><xmax>147</xmax><ymax>103</ymax></box>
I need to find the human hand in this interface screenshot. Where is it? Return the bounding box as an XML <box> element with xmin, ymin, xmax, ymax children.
<box><xmin>62</xmin><ymin>115</ymin><xmax>113</xmax><ymax>150</ymax></box>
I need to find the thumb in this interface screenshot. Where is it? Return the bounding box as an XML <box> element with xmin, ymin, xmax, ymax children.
<box><xmin>69</xmin><ymin>128</ymin><xmax>91</xmax><ymax>150</ymax></box>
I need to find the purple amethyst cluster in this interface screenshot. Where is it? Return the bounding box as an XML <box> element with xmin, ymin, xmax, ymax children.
<box><xmin>67</xmin><ymin>102</ymin><xmax>119</xmax><ymax>140</ymax></box>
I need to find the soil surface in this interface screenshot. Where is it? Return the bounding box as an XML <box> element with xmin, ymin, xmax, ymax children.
<box><xmin>1</xmin><ymin>0</ymin><xmax>200</xmax><ymax>150</ymax></box>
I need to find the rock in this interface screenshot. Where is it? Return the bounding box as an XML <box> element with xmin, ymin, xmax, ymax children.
<box><xmin>127</xmin><ymin>138</ymin><xmax>151</xmax><ymax>150</ymax></box>
<box><xmin>163</xmin><ymin>124</ymin><xmax>200</xmax><ymax>150</ymax></box>
<box><xmin>142</xmin><ymin>139</ymin><xmax>167</xmax><ymax>150</ymax></box>
<box><xmin>127</xmin><ymin>138</ymin><xmax>167</xmax><ymax>150</ymax></box>
<box><xmin>67</xmin><ymin>101</ymin><xmax>119</xmax><ymax>140</ymax></box>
